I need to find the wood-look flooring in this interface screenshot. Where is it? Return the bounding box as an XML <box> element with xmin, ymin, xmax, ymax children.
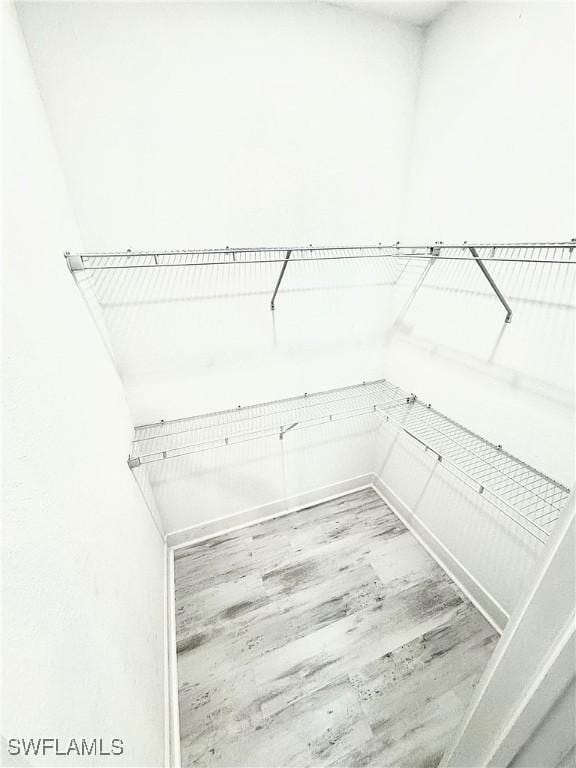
<box><xmin>174</xmin><ymin>488</ymin><xmax>498</xmax><ymax>767</ymax></box>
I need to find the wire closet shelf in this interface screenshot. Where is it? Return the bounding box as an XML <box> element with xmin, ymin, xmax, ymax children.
<box><xmin>129</xmin><ymin>379</ymin><xmax>570</xmax><ymax>545</ymax></box>
<box><xmin>67</xmin><ymin>241</ymin><xmax>575</xmax><ymax>269</ymax></box>
<box><xmin>66</xmin><ymin>240</ymin><xmax>576</xmax><ymax>322</ymax></box>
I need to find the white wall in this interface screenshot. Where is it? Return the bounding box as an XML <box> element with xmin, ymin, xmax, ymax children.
<box><xmin>2</xmin><ymin>4</ymin><xmax>165</xmax><ymax>764</ymax></box>
<box><xmin>15</xmin><ymin>1</ymin><xmax>423</xmax><ymax>425</ymax></box>
<box><xmin>377</xmin><ymin>1</ymin><xmax>575</xmax><ymax>495</ymax></box>
<box><xmin>379</xmin><ymin>255</ymin><xmax>574</xmax><ymax>487</ymax></box>
<box><xmin>371</xmin><ymin>0</ymin><xmax>576</xmax><ymax>612</ymax></box>
<box><xmin>408</xmin><ymin>1</ymin><xmax>575</xmax><ymax>241</ymax></box>
<box><xmin>370</xmin><ymin>252</ymin><xmax>574</xmax><ymax>615</ymax></box>
<box><xmin>84</xmin><ymin>254</ymin><xmax>406</xmax><ymax>423</ymax></box>
<box><xmin>16</xmin><ymin>1</ymin><xmax>422</xmax><ymax>250</ymax></box>
<box><xmin>148</xmin><ymin>415</ymin><xmax>379</xmax><ymax>534</ymax></box>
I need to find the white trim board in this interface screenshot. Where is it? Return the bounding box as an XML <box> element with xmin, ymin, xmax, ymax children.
<box><xmin>371</xmin><ymin>475</ymin><xmax>508</xmax><ymax>634</ymax></box>
<box><xmin>166</xmin><ymin>474</ymin><xmax>374</xmax><ymax>549</ymax></box>
<box><xmin>167</xmin><ymin>547</ymin><xmax>181</xmax><ymax>768</ymax></box>
<box><xmin>163</xmin><ymin>541</ymin><xmax>171</xmax><ymax>768</ymax></box>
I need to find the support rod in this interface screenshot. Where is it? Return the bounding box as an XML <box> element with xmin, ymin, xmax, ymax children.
<box><xmin>270</xmin><ymin>249</ymin><xmax>292</xmax><ymax>310</ymax></box>
<box><xmin>469</xmin><ymin>246</ymin><xmax>513</xmax><ymax>323</ymax></box>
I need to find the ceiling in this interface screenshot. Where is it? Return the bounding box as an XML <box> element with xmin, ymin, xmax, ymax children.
<box><xmin>329</xmin><ymin>1</ymin><xmax>452</xmax><ymax>27</ymax></box>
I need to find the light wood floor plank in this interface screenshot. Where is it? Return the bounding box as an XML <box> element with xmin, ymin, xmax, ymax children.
<box><xmin>175</xmin><ymin>488</ymin><xmax>498</xmax><ymax>767</ymax></box>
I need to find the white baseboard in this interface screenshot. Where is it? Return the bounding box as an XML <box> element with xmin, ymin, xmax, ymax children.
<box><xmin>166</xmin><ymin>547</ymin><xmax>181</xmax><ymax>768</ymax></box>
<box><xmin>372</xmin><ymin>475</ymin><xmax>508</xmax><ymax>634</ymax></box>
<box><xmin>166</xmin><ymin>474</ymin><xmax>374</xmax><ymax>549</ymax></box>
<box><xmin>163</xmin><ymin>541</ymin><xmax>170</xmax><ymax>768</ymax></box>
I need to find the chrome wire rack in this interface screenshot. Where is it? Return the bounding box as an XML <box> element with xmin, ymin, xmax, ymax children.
<box><xmin>377</xmin><ymin>399</ymin><xmax>567</xmax><ymax>544</ymax></box>
<box><xmin>67</xmin><ymin>242</ymin><xmax>575</xmax><ymax>270</ymax></box>
<box><xmin>129</xmin><ymin>379</ymin><xmax>570</xmax><ymax>544</ymax></box>
<box><xmin>129</xmin><ymin>379</ymin><xmax>407</xmax><ymax>462</ymax></box>
<box><xmin>66</xmin><ymin>241</ymin><xmax>575</xmax><ymax>324</ymax></box>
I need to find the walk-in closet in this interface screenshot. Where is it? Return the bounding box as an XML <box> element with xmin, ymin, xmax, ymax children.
<box><xmin>4</xmin><ymin>2</ymin><xmax>574</xmax><ymax>767</ymax></box>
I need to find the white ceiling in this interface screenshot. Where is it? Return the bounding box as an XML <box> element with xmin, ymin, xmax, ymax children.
<box><xmin>329</xmin><ymin>1</ymin><xmax>452</xmax><ymax>27</ymax></box>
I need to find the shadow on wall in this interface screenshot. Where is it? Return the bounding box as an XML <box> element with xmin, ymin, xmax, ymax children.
<box><xmin>79</xmin><ymin>251</ymin><xmax>574</xmax><ymax>399</ymax></box>
<box><xmin>77</xmin><ymin>256</ymin><xmax>406</xmax><ymax>419</ymax></box>
<box><xmin>389</xmin><ymin>257</ymin><xmax>574</xmax><ymax>408</ymax></box>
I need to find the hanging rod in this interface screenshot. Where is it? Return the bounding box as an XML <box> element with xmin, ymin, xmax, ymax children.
<box><xmin>65</xmin><ymin>241</ymin><xmax>576</xmax><ymax>271</ymax></box>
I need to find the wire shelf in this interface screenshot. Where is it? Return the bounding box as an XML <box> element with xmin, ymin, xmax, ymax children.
<box><xmin>66</xmin><ymin>240</ymin><xmax>575</xmax><ymax>326</ymax></box>
<box><xmin>129</xmin><ymin>379</ymin><xmax>570</xmax><ymax>544</ymax></box>
<box><xmin>130</xmin><ymin>379</ymin><xmax>406</xmax><ymax>460</ymax></box>
<box><xmin>378</xmin><ymin>399</ymin><xmax>567</xmax><ymax>543</ymax></box>
<box><xmin>68</xmin><ymin>242</ymin><xmax>576</xmax><ymax>270</ymax></box>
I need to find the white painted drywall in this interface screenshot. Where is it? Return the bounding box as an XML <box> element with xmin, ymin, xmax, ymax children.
<box><xmin>15</xmin><ymin>1</ymin><xmax>423</xmax><ymax>425</ymax></box>
<box><xmin>408</xmin><ymin>0</ymin><xmax>575</xmax><ymax>241</ymax></box>
<box><xmin>510</xmin><ymin>679</ymin><xmax>575</xmax><ymax>768</ymax></box>
<box><xmin>16</xmin><ymin>1</ymin><xmax>422</xmax><ymax>250</ymax></box>
<box><xmin>147</xmin><ymin>415</ymin><xmax>380</xmax><ymax>534</ymax></box>
<box><xmin>379</xmin><ymin>255</ymin><xmax>574</xmax><ymax>487</ymax></box>
<box><xmin>85</xmin><ymin>254</ymin><xmax>406</xmax><ymax>423</ymax></box>
<box><xmin>366</xmin><ymin>0</ymin><xmax>575</xmax><ymax>611</ymax></box>
<box><xmin>2</xmin><ymin>4</ymin><xmax>165</xmax><ymax>764</ymax></box>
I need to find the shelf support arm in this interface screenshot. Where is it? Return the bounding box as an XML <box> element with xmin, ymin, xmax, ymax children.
<box><xmin>393</xmin><ymin>245</ymin><xmax>439</xmax><ymax>327</ymax></box>
<box><xmin>270</xmin><ymin>249</ymin><xmax>292</xmax><ymax>310</ymax></box>
<box><xmin>469</xmin><ymin>246</ymin><xmax>513</xmax><ymax>323</ymax></box>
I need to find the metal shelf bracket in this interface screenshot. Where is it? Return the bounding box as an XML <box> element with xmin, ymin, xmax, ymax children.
<box><xmin>469</xmin><ymin>246</ymin><xmax>513</xmax><ymax>323</ymax></box>
<box><xmin>270</xmin><ymin>249</ymin><xmax>292</xmax><ymax>310</ymax></box>
<box><xmin>279</xmin><ymin>421</ymin><xmax>299</xmax><ymax>440</ymax></box>
<box><xmin>65</xmin><ymin>253</ymin><xmax>85</xmax><ymax>272</ymax></box>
